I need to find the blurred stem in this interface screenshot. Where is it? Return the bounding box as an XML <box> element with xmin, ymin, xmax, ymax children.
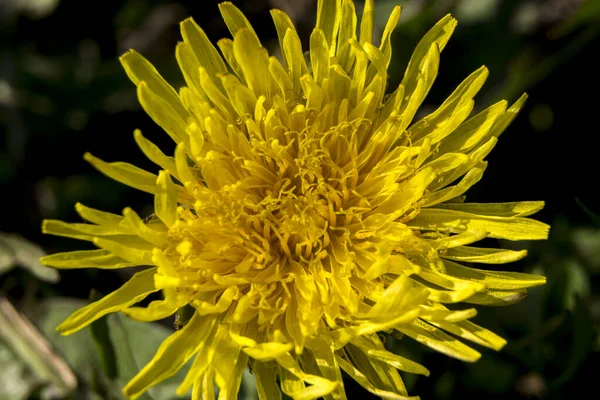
<box><xmin>503</xmin><ymin>23</ymin><xmax>600</xmax><ymax>101</ymax></box>
<box><xmin>575</xmin><ymin>197</ymin><xmax>600</xmax><ymax>226</ymax></box>
<box><xmin>510</xmin><ymin>311</ymin><xmax>566</xmax><ymax>353</ymax></box>
<box><xmin>0</xmin><ymin>296</ymin><xmax>77</xmax><ymax>395</ymax></box>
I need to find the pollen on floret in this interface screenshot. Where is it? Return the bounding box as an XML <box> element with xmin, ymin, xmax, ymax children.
<box><xmin>176</xmin><ymin>239</ymin><xmax>193</xmax><ymax>256</ymax></box>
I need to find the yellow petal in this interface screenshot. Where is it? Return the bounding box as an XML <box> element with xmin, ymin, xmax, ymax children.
<box><xmin>310</xmin><ymin>29</ymin><xmax>330</xmax><ymax>86</ymax></box>
<box><xmin>176</xmin><ymin>329</ymin><xmax>217</xmax><ymax>396</ymax></box>
<box><xmin>419</xmin><ymin>305</ymin><xmax>477</xmax><ymax>323</ymax></box>
<box><xmin>233</xmin><ymin>28</ymin><xmax>271</xmax><ymax>99</ymax></box>
<box><xmin>443</xmin><ymin>260</ymin><xmax>546</xmax><ymax>290</ymax></box>
<box><xmin>217</xmin><ymin>38</ymin><xmax>246</xmax><ymax>84</ymax></box>
<box><xmin>270</xmin><ymin>9</ymin><xmax>296</xmax><ymax>66</ymax></box>
<box><xmin>219</xmin><ymin>1</ymin><xmax>259</xmax><ymax>42</ymax></box>
<box><xmin>180</xmin><ymin>17</ymin><xmax>227</xmax><ymax>79</ymax></box>
<box><xmin>420</xmin><ymin>161</ymin><xmax>486</xmax><ymax>207</ymax></box>
<box><xmin>280</xmin><ymin>368</ymin><xmax>305</xmax><ymax>399</ymax></box>
<box><xmin>41</xmin><ymin>249</ymin><xmax>135</xmax><ymax>269</ymax></box>
<box><xmin>175</xmin><ymin>143</ymin><xmax>204</xmax><ymax>195</ymax></box>
<box><xmin>488</xmin><ymin>93</ymin><xmax>528</xmax><ymax>138</ymax></box>
<box><xmin>316</xmin><ymin>0</ymin><xmax>341</xmax><ymax>56</ymax></box>
<box><xmin>411</xmin><ymin>65</ymin><xmax>488</xmax><ymax>144</ymax></box>
<box><xmin>42</xmin><ymin>220</ymin><xmax>124</xmax><ymax>242</ymax></box>
<box><xmin>435</xmin><ymin>201</ymin><xmax>545</xmax><ymax>217</ymax></box>
<box><xmin>57</xmin><ymin>267</ymin><xmax>158</xmax><ymax>335</ymax></box>
<box><xmin>399</xmin><ymin>14</ymin><xmax>456</xmax><ymax>117</ymax></box>
<box><xmin>398</xmin><ymin>53</ymin><xmax>434</xmax><ymax>132</ymax></box>
<box><xmin>243</xmin><ymin>342</ymin><xmax>294</xmax><ymax>361</ymax></box>
<box><xmin>358</xmin><ymin>0</ymin><xmax>374</xmax><ymax>45</ymax></box>
<box><xmin>329</xmin><ymin>65</ymin><xmax>352</xmax><ymax>105</ymax></box>
<box><xmin>305</xmin><ymin>337</ymin><xmax>346</xmax><ymax>399</ymax></box>
<box><xmin>175</xmin><ymin>41</ymin><xmax>205</xmax><ymax>97</ymax></box>
<box><xmin>120</xmin><ymin>50</ymin><xmax>188</xmax><ymax>120</ymax></box>
<box><xmin>333</xmin><ymin>308</ymin><xmax>422</xmax><ymax>348</ymax></box>
<box><xmin>336</xmin><ymin>355</ymin><xmax>417</xmax><ymax>400</ymax></box>
<box><xmin>283</xmin><ymin>27</ymin><xmax>308</xmax><ymax>96</ymax></box>
<box><xmin>133</xmin><ymin>130</ymin><xmax>178</xmax><ymax>177</ymax></box>
<box><xmin>94</xmin><ymin>237</ymin><xmax>152</xmax><ymax>265</ymax></box>
<box><xmin>192</xmin><ymin>370</ymin><xmax>215</xmax><ymax>400</ymax></box>
<box><xmin>155</xmin><ymin>170</ymin><xmax>178</xmax><ymax>228</ymax></box>
<box><xmin>276</xmin><ymin>353</ymin><xmax>338</xmax><ymax>400</ymax></box>
<box><xmin>431</xmin><ymin>229</ymin><xmax>489</xmax><ymax>249</ymax></box>
<box><xmin>415</xmin><ymin>281</ymin><xmax>480</xmax><ymax>304</ymax></box>
<box><xmin>441</xmin><ymin>246</ymin><xmax>527</xmax><ymax>264</ymax></box>
<box><xmin>84</xmin><ymin>152</ymin><xmax>157</xmax><ymax>194</ymax></box>
<box><xmin>124</xmin><ymin>312</ymin><xmax>217</xmax><ymax>399</ymax></box>
<box><xmin>199</xmin><ymin>67</ymin><xmax>236</xmax><ymax>121</ymax></box>
<box><xmin>336</xmin><ymin>0</ymin><xmax>357</xmax><ymax>72</ymax></box>
<box><xmin>367</xmin><ymin>275</ymin><xmax>428</xmax><ymax>319</ymax></box>
<box><xmin>220</xmin><ymin>73</ymin><xmax>258</xmax><ymax>117</ymax></box>
<box><xmin>123</xmin><ymin>300</ymin><xmax>180</xmax><ymax>322</ymax></box>
<box><xmin>253</xmin><ymin>360</ymin><xmax>282</xmax><ymax>400</ymax></box>
<box><xmin>397</xmin><ymin>319</ymin><xmax>481</xmax><ymax>362</ymax></box>
<box><xmin>192</xmin><ymin>287</ymin><xmax>238</xmax><ymax>316</ymax></box>
<box><xmin>342</xmin><ymin>344</ymin><xmax>408</xmax><ymax>396</ymax></box>
<box><xmin>466</xmin><ymin>288</ymin><xmax>528</xmax><ymax>306</ymax></box>
<box><xmin>75</xmin><ymin>203</ymin><xmax>128</xmax><ymax>229</ymax></box>
<box><xmin>429</xmin><ymin>319</ymin><xmax>506</xmax><ymax>351</ymax></box>
<box><xmin>269</xmin><ymin>56</ymin><xmax>294</xmax><ymax>102</ymax></box>
<box><xmin>438</xmin><ymin>100</ymin><xmax>506</xmax><ymax>154</ymax></box>
<box><xmin>379</xmin><ymin>5</ymin><xmax>401</xmax><ymax>65</ymax></box>
<box><xmin>123</xmin><ymin>207</ymin><xmax>167</xmax><ymax>247</ymax></box>
<box><xmin>409</xmin><ymin>208</ymin><xmax>550</xmax><ymax>240</ymax></box>
<box><xmin>429</xmin><ymin>137</ymin><xmax>497</xmax><ymax>191</ymax></box>
<box><xmin>350</xmin><ymin>336</ymin><xmax>430</xmax><ymax>376</ymax></box>
<box><xmin>137</xmin><ymin>81</ymin><xmax>190</xmax><ymax>146</ymax></box>
<box><xmin>211</xmin><ymin>324</ymin><xmax>248</xmax><ymax>400</ymax></box>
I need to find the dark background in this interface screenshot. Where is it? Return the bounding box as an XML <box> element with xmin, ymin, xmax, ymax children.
<box><xmin>1</xmin><ymin>0</ymin><xmax>599</xmax><ymax>399</ymax></box>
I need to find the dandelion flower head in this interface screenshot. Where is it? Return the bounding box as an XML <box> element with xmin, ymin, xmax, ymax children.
<box><xmin>42</xmin><ymin>0</ymin><xmax>549</xmax><ymax>399</ymax></box>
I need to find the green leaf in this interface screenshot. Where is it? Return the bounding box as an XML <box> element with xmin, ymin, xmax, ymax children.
<box><xmin>35</xmin><ymin>298</ymin><xmax>193</xmax><ymax>400</ymax></box>
<box><xmin>0</xmin><ymin>232</ymin><xmax>59</xmax><ymax>282</ymax></box>
<box><xmin>562</xmin><ymin>259</ymin><xmax>590</xmax><ymax>311</ymax></box>
<box><xmin>109</xmin><ymin>308</ymin><xmax>193</xmax><ymax>400</ymax></box>
<box><xmin>89</xmin><ymin>290</ymin><xmax>118</xmax><ymax>380</ymax></box>
<box><xmin>33</xmin><ymin>298</ymin><xmax>100</xmax><ymax>384</ymax></box>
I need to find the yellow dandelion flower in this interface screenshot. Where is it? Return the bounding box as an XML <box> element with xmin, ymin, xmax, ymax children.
<box><xmin>42</xmin><ymin>0</ymin><xmax>549</xmax><ymax>399</ymax></box>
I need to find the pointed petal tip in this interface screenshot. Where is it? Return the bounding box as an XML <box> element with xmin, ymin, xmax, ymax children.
<box><xmin>55</xmin><ymin>322</ymin><xmax>73</xmax><ymax>336</ymax></box>
<box><xmin>498</xmin><ymin>337</ymin><xmax>508</xmax><ymax>350</ymax></box>
<box><xmin>122</xmin><ymin>386</ymin><xmax>142</xmax><ymax>400</ymax></box>
<box><xmin>83</xmin><ymin>152</ymin><xmax>93</xmax><ymax>162</ymax></box>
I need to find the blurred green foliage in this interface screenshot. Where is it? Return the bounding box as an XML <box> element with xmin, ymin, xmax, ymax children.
<box><xmin>1</xmin><ymin>0</ymin><xmax>599</xmax><ymax>399</ymax></box>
